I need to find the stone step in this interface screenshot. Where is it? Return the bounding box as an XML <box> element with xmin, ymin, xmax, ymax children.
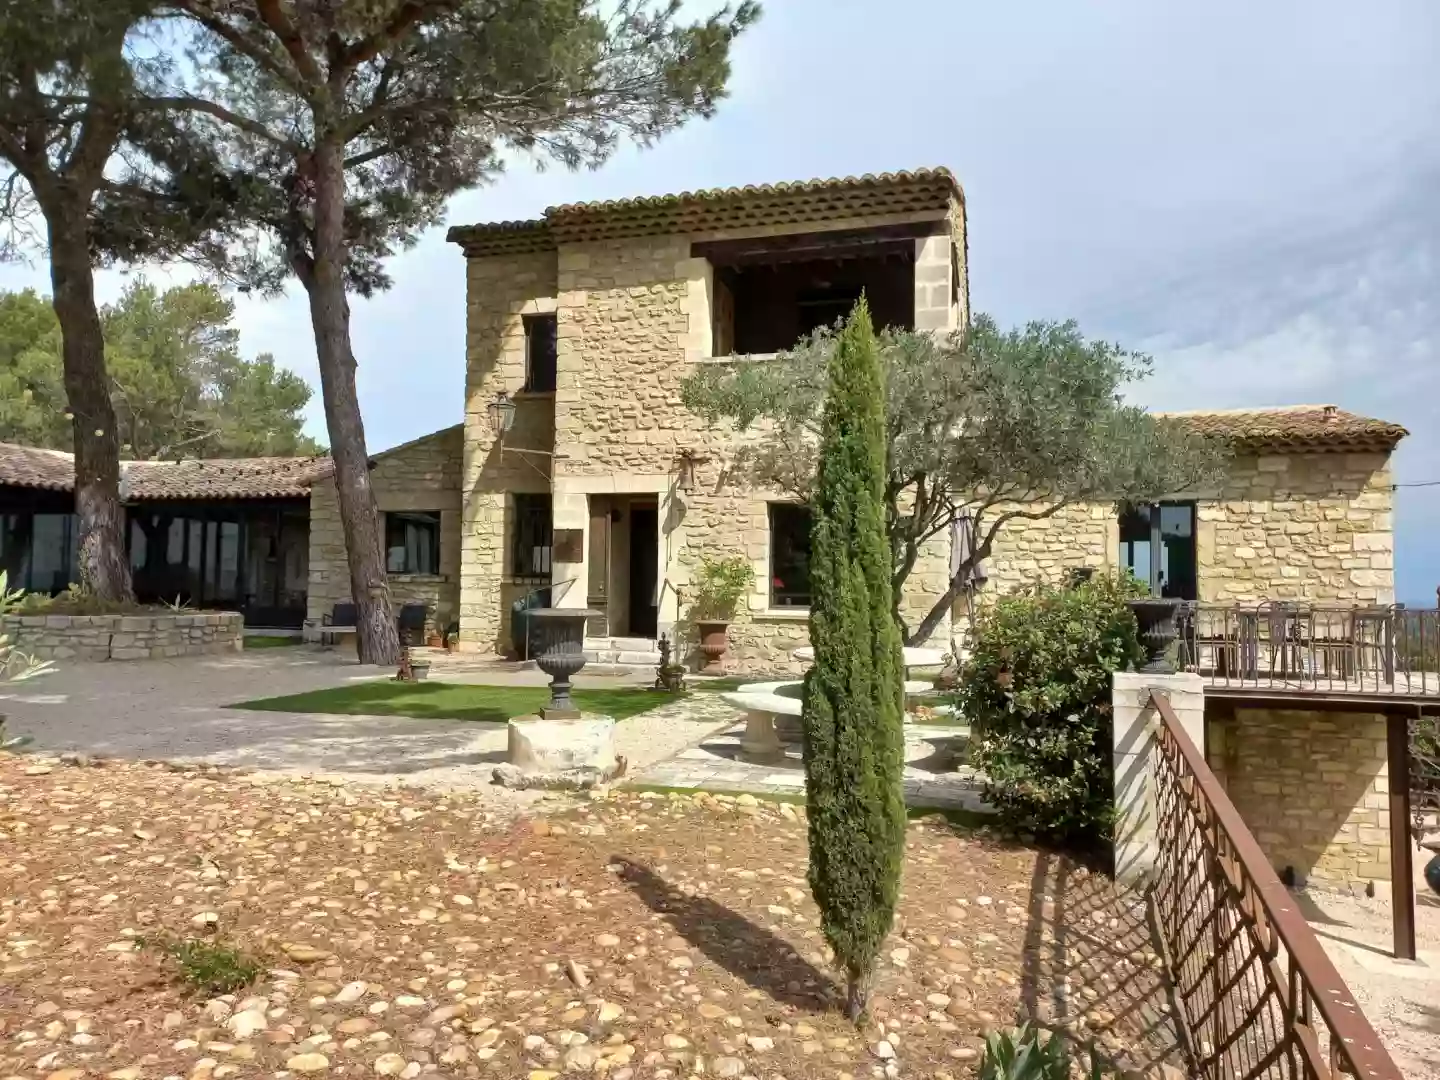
<box><xmin>582</xmin><ymin>648</ymin><xmax>661</xmax><ymax>667</ymax></box>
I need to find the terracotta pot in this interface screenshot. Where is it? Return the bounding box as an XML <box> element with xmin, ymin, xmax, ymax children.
<box><xmin>697</xmin><ymin>620</ymin><xmax>730</xmax><ymax>675</ymax></box>
<box><xmin>425</xmin><ymin>634</ymin><xmax>443</xmax><ymax>648</ymax></box>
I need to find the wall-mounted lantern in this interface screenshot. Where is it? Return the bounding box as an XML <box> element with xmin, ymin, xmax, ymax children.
<box><xmin>487</xmin><ymin>391</ymin><xmax>516</xmax><ymax>438</ymax></box>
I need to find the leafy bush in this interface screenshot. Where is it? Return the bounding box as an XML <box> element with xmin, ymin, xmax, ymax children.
<box><xmin>980</xmin><ymin>1023</ymin><xmax>1104</xmax><ymax>1080</ymax></box>
<box><xmin>958</xmin><ymin>573</ymin><xmax>1144</xmax><ymax>846</ymax></box>
<box><xmin>138</xmin><ymin>934</ymin><xmax>263</xmax><ymax>995</ymax></box>
<box><xmin>689</xmin><ymin>554</ymin><xmax>755</xmax><ymax>621</ymax></box>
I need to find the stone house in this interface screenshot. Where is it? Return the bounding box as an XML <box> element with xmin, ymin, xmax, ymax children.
<box><xmin>301</xmin><ymin>167</ymin><xmax>1407</xmax><ymax>672</ymax></box>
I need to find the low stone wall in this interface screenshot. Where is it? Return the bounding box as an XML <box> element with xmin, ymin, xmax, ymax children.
<box><xmin>2</xmin><ymin>612</ymin><xmax>244</xmax><ymax>662</ymax></box>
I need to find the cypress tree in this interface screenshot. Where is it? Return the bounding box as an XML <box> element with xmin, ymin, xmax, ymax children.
<box><xmin>801</xmin><ymin>297</ymin><xmax>906</xmax><ymax>1021</ymax></box>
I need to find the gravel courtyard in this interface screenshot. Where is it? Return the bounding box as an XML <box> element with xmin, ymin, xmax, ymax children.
<box><xmin>0</xmin><ymin>755</ymin><xmax>1182</xmax><ymax>1080</ymax></box>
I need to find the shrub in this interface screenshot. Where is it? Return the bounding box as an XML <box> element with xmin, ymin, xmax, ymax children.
<box><xmin>138</xmin><ymin>934</ymin><xmax>263</xmax><ymax>995</ymax></box>
<box><xmin>801</xmin><ymin>298</ymin><xmax>906</xmax><ymax>1021</ymax></box>
<box><xmin>689</xmin><ymin>555</ymin><xmax>755</xmax><ymax>621</ymax></box>
<box><xmin>958</xmin><ymin>573</ymin><xmax>1144</xmax><ymax>847</ymax></box>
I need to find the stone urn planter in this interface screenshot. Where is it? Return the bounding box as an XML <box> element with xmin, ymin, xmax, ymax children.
<box><xmin>696</xmin><ymin>620</ymin><xmax>730</xmax><ymax>675</ymax></box>
<box><xmin>527</xmin><ymin>608</ymin><xmax>600</xmax><ymax>719</ymax></box>
<box><xmin>1128</xmin><ymin>598</ymin><xmax>1181</xmax><ymax>674</ymax></box>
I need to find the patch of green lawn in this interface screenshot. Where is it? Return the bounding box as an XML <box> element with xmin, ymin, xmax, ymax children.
<box><xmin>243</xmin><ymin>635</ymin><xmax>302</xmax><ymax>649</ymax></box>
<box><xmin>231</xmin><ymin>681</ymin><xmax>674</xmax><ymax>722</ymax></box>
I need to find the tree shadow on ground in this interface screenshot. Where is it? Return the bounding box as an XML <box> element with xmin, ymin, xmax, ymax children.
<box><xmin>1020</xmin><ymin>849</ymin><xmax>1188</xmax><ymax>1076</ymax></box>
<box><xmin>612</xmin><ymin>856</ymin><xmax>838</xmax><ymax>1012</ymax></box>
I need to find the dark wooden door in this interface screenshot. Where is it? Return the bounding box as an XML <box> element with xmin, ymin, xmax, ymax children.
<box><xmin>628</xmin><ymin>504</ymin><xmax>658</xmax><ymax>638</ymax></box>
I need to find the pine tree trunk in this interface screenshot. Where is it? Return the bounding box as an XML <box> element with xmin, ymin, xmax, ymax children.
<box><xmin>46</xmin><ymin>211</ymin><xmax>133</xmax><ymax>602</ymax></box>
<box><xmin>302</xmin><ymin>141</ymin><xmax>400</xmax><ymax>667</ymax></box>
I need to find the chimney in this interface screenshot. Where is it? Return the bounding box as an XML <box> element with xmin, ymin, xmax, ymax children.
<box><xmin>1322</xmin><ymin>405</ymin><xmax>1337</xmax><ymax>422</ymax></box>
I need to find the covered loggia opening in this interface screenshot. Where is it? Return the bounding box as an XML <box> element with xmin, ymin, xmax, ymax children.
<box><xmin>695</xmin><ymin>224</ymin><xmax>930</xmax><ymax>356</ymax></box>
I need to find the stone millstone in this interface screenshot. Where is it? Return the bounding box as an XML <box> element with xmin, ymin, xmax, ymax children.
<box><xmin>506</xmin><ymin>715</ymin><xmax>617</xmax><ymax>774</ymax></box>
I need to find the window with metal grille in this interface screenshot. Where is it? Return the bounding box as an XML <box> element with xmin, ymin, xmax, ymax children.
<box><xmin>511</xmin><ymin>494</ymin><xmax>553</xmax><ymax>583</ymax></box>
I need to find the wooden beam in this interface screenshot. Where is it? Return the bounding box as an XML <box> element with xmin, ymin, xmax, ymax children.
<box><xmin>1387</xmin><ymin>712</ymin><xmax>1417</xmax><ymax>960</ymax></box>
<box><xmin>693</xmin><ymin>221</ymin><xmax>945</xmax><ymax>267</ymax></box>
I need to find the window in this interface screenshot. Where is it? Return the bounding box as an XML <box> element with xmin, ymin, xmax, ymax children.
<box><xmin>523</xmin><ymin>313</ymin><xmax>557</xmax><ymax>392</ymax></box>
<box><xmin>0</xmin><ymin>512</ymin><xmax>78</xmax><ymax>594</ymax></box>
<box><xmin>385</xmin><ymin>511</ymin><xmax>441</xmax><ymax>575</ymax></box>
<box><xmin>1119</xmin><ymin>501</ymin><xmax>1197</xmax><ymax>600</ymax></box>
<box><xmin>511</xmin><ymin>494</ymin><xmax>552</xmax><ymax>582</ymax></box>
<box><xmin>769</xmin><ymin>503</ymin><xmax>812</xmax><ymax>608</ymax></box>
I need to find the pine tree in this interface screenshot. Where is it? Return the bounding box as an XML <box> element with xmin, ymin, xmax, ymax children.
<box><xmin>801</xmin><ymin>297</ymin><xmax>906</xmax><ymax>1021</ymax></box>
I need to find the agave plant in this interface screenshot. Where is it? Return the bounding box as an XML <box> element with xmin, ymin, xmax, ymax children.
<box><xmin>1</xmin><ymin>570</ymin><xmax>55</xmax><ymax>751</ymax></box>
<box><xmin>979</xmin><ymin>1023</ymin><xmax>1106</xmax><ymax>1080</ymax></box>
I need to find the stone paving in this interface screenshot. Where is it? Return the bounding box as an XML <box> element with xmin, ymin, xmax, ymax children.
<box><xmin>631</xmin><ymin>718</ymin><xmax>991</xmax><ymax>814</ymax></box>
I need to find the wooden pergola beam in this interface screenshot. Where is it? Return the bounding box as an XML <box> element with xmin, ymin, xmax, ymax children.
<box><xmin>692</xmin><ymin>221</ymin><xmax>945</xmax><ymax>267</ymax></box>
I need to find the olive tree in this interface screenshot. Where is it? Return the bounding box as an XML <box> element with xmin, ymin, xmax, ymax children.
<box><xmin>681</xmin><ymin>315</ymin><xmax>1225</xmax><ymax>646</ymax></box>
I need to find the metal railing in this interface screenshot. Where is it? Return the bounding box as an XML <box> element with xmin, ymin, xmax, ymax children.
<box><xmin>1148</xmin><ymin>690</ymin><xmax>1402</xmax><ymax>1079</ymax></box>
<box><xmin>1177</xmin><ymin>602</ymin><xmax>1440</xmax><ymax>698</ymax></box>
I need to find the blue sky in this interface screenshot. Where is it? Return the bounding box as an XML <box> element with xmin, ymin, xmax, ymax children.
<box><xmin>3</xmin><ymin>0</ymin><xmax>1437</xmax><ymax>600</ymax></box>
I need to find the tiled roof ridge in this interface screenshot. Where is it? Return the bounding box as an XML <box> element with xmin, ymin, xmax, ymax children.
<box><xmin>446</xmin><ymin>167</ymin><xmax>962</xmax><ymax>252</ymax></box>
<box><xmin>0</xmin><ymin>441</ymin><xmax>335</xmax><ymax>499</ymax></box>
<box><xmin>1160</xmin><ymin>405</ymin><xmax>1406</xmax><ymax>450</ymax></box>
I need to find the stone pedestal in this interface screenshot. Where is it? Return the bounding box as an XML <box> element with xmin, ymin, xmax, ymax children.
<box><xmin>739</xmin><ymin>710</ymin><xmax>785</xmax><ymax>764</ymax></box>
<box><xmin>1112</xmin><ymin>671</ymin><xmax>1205</xmax><ymax>886</ymax></box>
<box><xmin>507</xmin><ymin>715</ymin><xmax>618</xmax><ymax>774</ymax></box>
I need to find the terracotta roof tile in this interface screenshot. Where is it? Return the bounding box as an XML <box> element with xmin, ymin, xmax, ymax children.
<box><xmin>0</xmin><ymin>443</ymin><xmax>75</xmax><ymax>492</ymax></box>
<box><xmin>123</xmin><ymin>456</ymin><xmax>333</xmax><ymax>500</ymax></box>
<box><xmin>0</xmin><ymin>442</ymin><xmax>333</xmax><ymax>499</ymax></box>
<box><xmin>1162</xmin><ymin>406</ymin><xmax>1407</xmax><ymax>452</ymax></box>
<box><xmin>447</xmin><ymin>168</ymin><xmax>963</xmax><ymax>255</ymax></box>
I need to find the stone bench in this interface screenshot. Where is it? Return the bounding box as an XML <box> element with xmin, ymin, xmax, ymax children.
<box><xmin>722</xmin><ymin>679</ymin><xmax>945</xmax><ymax>763</ymax></box>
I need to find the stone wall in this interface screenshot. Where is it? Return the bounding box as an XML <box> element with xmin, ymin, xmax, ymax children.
<box><xmin>1197</xmin><ymin>451</ymin><xmax>1393</xmax><ymax>604</ymax></box>
<box><xmin>1207</xmin><ymin>707</ymin><xmax>1391</xmax><ymax>887</ymax></box>
<box><xmin>978</xmin><ymin>451</ymin><xmax>1395</xmax><ymax>604</ymax></box>
<box><xmin>307</xmin><ymin>426</ymin><xmax>464</xmax><ymax>637</ymax></box>
<box><xmin>459</xmin><ymin>251</ymin><xmax>559</xmax><ymax>654</ymax></box>
<box><xmin>3</xmin><ymin>612</ymin><xmax>243</xmax><ymax>661</ymax></box>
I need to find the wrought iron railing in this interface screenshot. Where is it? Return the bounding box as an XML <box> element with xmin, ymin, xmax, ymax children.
<box><xmin>1148</xmin><ymin>690</ymin><xmax>1403</xmax><ymax>1080</ymax></box>
<box><xmin>1177</xmin><ymin>602</ymin><xmax>1440</xmax><ymax>698</ymax></box>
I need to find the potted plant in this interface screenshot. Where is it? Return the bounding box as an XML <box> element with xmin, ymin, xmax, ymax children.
<box><xmin>690</xmin><ymin>555</ymin><xmax>755</xmax><ymax>674</ymax></box>
<box><xmin>443</xmin><ymin>621</ymin><xmax>460</xmax><ymax>652</ymax></box>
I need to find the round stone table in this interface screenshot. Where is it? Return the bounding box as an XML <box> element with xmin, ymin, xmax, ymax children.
<box><xmin>792</xmin><ymin>645</ymin><xmax>945</xmax><ymax>671</ymax></box>
<box><xmin>792</xmin><ymin>645</ymin><xmax>946</xmax><ymax>705</ymax></box>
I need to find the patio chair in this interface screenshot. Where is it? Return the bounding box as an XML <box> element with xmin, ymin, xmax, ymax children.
<box><xmin>396</xmin><ymin>603</ymin><xmax>428</xmax><ymax>645</ymax></box>
<box><xmin>314</xmin><ymin>602</ymin><xmax>360</xmax><ymax>654</ymax></box>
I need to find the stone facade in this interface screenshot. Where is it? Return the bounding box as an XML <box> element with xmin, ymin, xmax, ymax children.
<box><xmin>438</xmin><ymin>178</ymin><xmax>1393</xmax><ymax>671</ymax></box>
<box><xmin>3</xmin><ymin>612</ymin><xmax>243</xmax><ymax>661</ymax></box>
<box><xmin>460</xmin><ymin>252</ymin><xmax>559</xmax><ymax>654</ymax></box>
<box><xmin>307</xmin><ymin>426</ymin><xmax>463</xmax><ymax>638</ymax></box>
<box><xmin>454</xmin><ymin>207</ymin><xmax>970</xmax><ymax>668</ymax></box>
<box><xmin>980</xmin><ymin>451</ymin><xmax>1395</xmax><ymax>605</ymax></box>
<box><xmin>1196</xmin><ymin>452</ymin><xmax>1393</xmax><ymax>604</ymax></box>
<box><xmin>1207</xmin><ymin>707</ymin><xmax>1391</xmax><ymax>886</ymax></box>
